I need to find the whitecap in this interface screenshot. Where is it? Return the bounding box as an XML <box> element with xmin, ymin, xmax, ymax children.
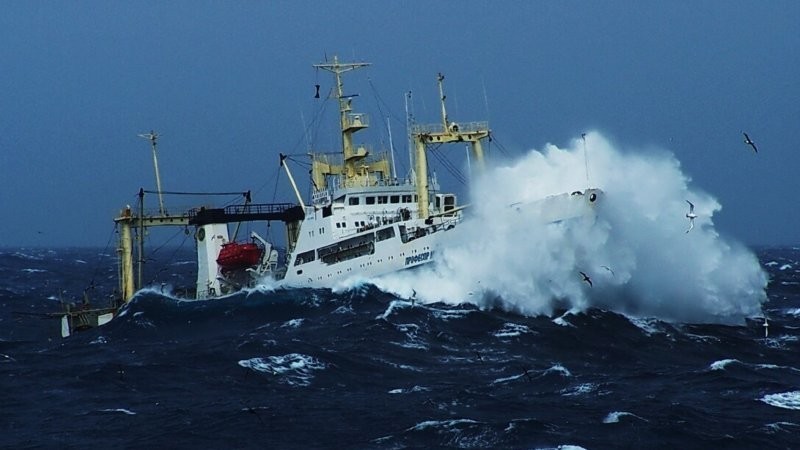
<box><xmin>779</xmin><ymin>264</ymin><xmax>793</xmax><ymax>271</ymax></box>
<box><xmin>238</xmin><ymin>353</ymin><xmax>326</xmax><ymax>386</ymax></box>
<box><xmin>602</xmin><ymin>411</ymin><xmax>648</xmax><ymax>423</ymax></box>
<box><xmin>492</xmin><ymin>373</ymin><xmax>526</xmax><ymax>385</ymax></box>
<box><xmin>493</xmin><ymin>322</ymin><xmax>531</xmax><ymax>338</ymax></box>
<box><xmin>684</xmin><ymin>332</ymin><xmax>720</xmax><ymax>343</ymax></box>
<box><xmin>388</xmin><ymin>385</ymin><xmax>430</xmax><ymax>394</ymax></box>
<box><xmin>281</xmin><ymin>318</ymin><xmax>304</xmax><ymax>328</ymax></box>
<box><xmin>545</xmin><ymin>364</ymin><xmax>572</xmax><ymax>377</ymax></box>
<box><xmin>626</xmin><ymin>316</ymin><xmax>663</xmax><ymax>335</ymax></box>
<box><xmin>100</xmin><ymin>408</ymin><xmax>136</xmax><ymax>415</ymax></box>
<box><xmin>22</xmin><ymin>268</ymin><xmax>46</xmax><ymax>273</ymax></box>
<box><xmin>428</xmin><ymin>307</ymin><xmax>474</xmax><ymax>321</ymax></box>
<box><xmin>709</xmin><ymin>359</ymin><xmax>739</xmax><ymax>370</ymax></box>
<box><xmin>761</xmin><ymin>391</ymin><xmax>800</xmax><ymax>410</ymax></box>
<box><xmin>376</xmin><ymin>300</ymin><xmax>411</xmax><ymax>320</ymax></box>
<box><xmin>561</xmin><ymin>383</ymin><xmax>597</xmax><ymax>397</ymax></box>
<box><xmin>763</xmin><ymin>421</ymin><xmax>800</xmax><ymax>434</ymax></box>
<box><xmin>332</xmin><ymin>305</ymin><xmax>354</xmax><ymax>314</ymax></box>
<box><xmin>409</xmin><ymin>418</ymin><xmax>479</xmax><ymax>431</ymax></box>
<box><xmin>552</xmin><ymin>316</ymin><xmax>574</xmax><ymax>327</ymax></box>
<box><xmin>765</xmin><ymin>261</ymin><xmax>779</xmax><ymax>267</ymax></box>
<box><xmin>389</xmin><ymin>323</ymin><xmax>429</xmax><ymax>350</ymax></box>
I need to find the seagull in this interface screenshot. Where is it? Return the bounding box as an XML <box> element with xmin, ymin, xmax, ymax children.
<box><xmin>579</xmin><ymin>271</ymin><xmax>592</xmax><ymax>287</ymax></box>
<box><xmin>685</xmin><ymin>200</ymin><xmax>697</xmax><ymax>233</ymax></box>
<box><xmin>601</xmin><ymin>265</ymin><xmax>615</xmax><ymax>277</ymax></box>
<box><xmin>743</xmin><ymin>132</ymin><xmax>758</xmax><ymax>153</ymax></box>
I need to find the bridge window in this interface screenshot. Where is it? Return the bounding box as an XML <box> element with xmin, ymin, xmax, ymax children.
<box><xmin>349</xmin><ymin>197</ymin><xmax>360</xmax><ymax>205</ymax></box>
<box><xmin>402</xmin><ymin>195</ymin><xmax>412</xmax><ymax>203</ymax></box>
<box><xmin>378</xmin><ymin>196</ymin><xmax>388</xmax><ymax>204</ymax></box>
<box><xmin>294</xmin><ymin>249</ymin><xmax>316</xmax><ymax>266</ymax></box>
<box><xmin>376</xmin><ymin>226</ymin><xmax>395</xmax><ymax>242</ymax></box>
<box><xmin>390</xmin><ymin>195</ymin><xmax>400</xmax><ymax>204</ymax></box>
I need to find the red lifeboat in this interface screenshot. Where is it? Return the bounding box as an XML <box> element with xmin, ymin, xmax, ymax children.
<box><xmin>216</xmin><ymin>242</ymin><xmax>263</xmax><ymax>270</ymax></box>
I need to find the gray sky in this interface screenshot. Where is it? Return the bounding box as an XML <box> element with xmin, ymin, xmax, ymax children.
<box><xmin>1</xmin><ymin>1</ymin><xmax>797</xmax><ymax>247</ymax></box>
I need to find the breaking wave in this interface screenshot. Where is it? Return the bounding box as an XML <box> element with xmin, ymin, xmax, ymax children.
<box><xmin>373</xmin><ymin>131</ymin><xmax>768</xmax><ymax>324</ymax></box>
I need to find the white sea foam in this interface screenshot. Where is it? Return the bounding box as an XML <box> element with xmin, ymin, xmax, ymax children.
<box><xmin>100</xmin><ymin>408</ymin><xmax>136</xmax><ymax>415</ymax></box>
<box><xmin>390</xmin><ymin>323</ymin><xmax>428</xmax><ymax>350</ymax></box>
<box><xmin>785</xmin><ymin>308</ymin><xmax>800</xmax><ymax>316</ymax></box>
<box><xmin>281</xmin><ymin>318</ymin><xmax>304</xmax><ymax>328</ymax></box>
<box><xmin>374</xmin><ymin>132</ymin><xmax>767</xmax><ymax>324</ymax></box>
<box><xmin>545</xmin><ymin>364</ymin><xmax>572</xmax><ymax>377</ymax></box>
<box><xmin>408</xmin><ymin>418</ymin><xmax>480</xmax><ymax>431</ymax></box>
<box><xmin>709</xmin><ymin>359</ymin><xmax>740</xmax><ymax>370</ymax></box>
<box><xmin>493</xmin><ymin>322</ymin><xmax>532</xmax><ymax>338</ymax></box>
<box><xmin>238</xmin><ymin>353</ymin><xmax>326</xmax><ymax>386</ymax></box>
<box><xmin>332</xmin><ymin>304</ymin><xmax>354</xmax><ymax>314</ymax></box>
<box><xmin>602</xmin><ymin>411</ymin><xmax>648</xmax><ymax>423</ymax></box>
<box><xmin>561</xmin><ymin>383</ymin><xmax>598</xmax><ymax>397</ymax></box>
<box><xmin>763</xmin><ymin>421</ymin><xmax>800</xmax><ymax>434</ymax></box>
<box><xmin>552</xmin><ymin>311</ymin><xmax>576</xmax><ymax>327</ymax></box>
<box><xmin>761</xmin><ymin>391</ymin><xmax>800</xmax><ymax>410</ymax></box>
<box><xmin>376</xmin><ymin>300</ymin><xmax>411</xmax><ymax>320</ymax></box>
<box><xmin>626</xmin><ymin>316</ymin><xmax>664</xmax><ymax>335</ymax></box>
<box><xmin>388</xmin><ymin>385</ymin><xmax>430</xmax><ymax>394</ymax></box>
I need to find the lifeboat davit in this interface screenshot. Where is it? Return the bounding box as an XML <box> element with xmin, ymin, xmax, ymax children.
<box><xmin>217</xmin><ymin>242</ymin><xmax>263</xmax><ymax>270</ymax></box>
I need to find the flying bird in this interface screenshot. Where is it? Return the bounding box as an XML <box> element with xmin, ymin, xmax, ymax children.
<box><xmin>601</xmin><ymin>265</ymin><xmax>615</xmax><ymax>277</ymax></box>
<box><xmin>579</xmin><ymin>271</ymin><xmax>592</xmax><ymax>287</ymax></box>
<box><xmin>685</xmin><ymin>200</ymin><xmax>697</xmax><ymax>233</ymax></box>
<box><xmin>743</xmin><ymin>132</ymin><xmax>758</xmax><ymax>153</ymax></box>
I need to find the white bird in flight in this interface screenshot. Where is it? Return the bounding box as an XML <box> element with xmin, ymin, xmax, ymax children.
<box><xmin>685</xmin><ymin>200</ymin><xmax>697</xmax><ymax>233</ymax></box>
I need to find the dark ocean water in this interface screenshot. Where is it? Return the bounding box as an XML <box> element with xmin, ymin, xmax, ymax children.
<box><xmin>1</xmin><ymin>246</ymin><xmax>799</xmax><ymax>449</ymax></box>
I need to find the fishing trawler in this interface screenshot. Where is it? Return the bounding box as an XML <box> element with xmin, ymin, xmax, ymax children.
<box><xmin>109</xmin><ymin>56</ymin><xmax>603</xmax><ymax>306</ymax></box>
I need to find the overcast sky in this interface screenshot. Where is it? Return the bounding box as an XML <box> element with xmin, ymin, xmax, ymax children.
<box><xmin>1</xmin><ymin>1</ymin><xmax>797</xmax><ymax>247</ymax></box>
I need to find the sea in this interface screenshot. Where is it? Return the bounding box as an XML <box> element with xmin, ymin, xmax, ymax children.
<box><xmin>1</xmin><ymin>245</ymin><xmax>799</xmax><ymax>450</ymax></box>
<box><xmin>4</xmin><ymin>134</ymin><xmax>799</xmax><ymax>449</ymax></box>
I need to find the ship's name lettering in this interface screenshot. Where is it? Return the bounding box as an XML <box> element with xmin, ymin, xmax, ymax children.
<box><xmin>405</xmin><ymin>251</ymin><xmax>433</xmax><ymax>266</ymax></box>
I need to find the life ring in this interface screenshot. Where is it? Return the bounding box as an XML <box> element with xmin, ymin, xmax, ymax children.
<box><xmin>197</xmin><ymin>228</ymin><xmax>206</xmax><ymax>241</ymax></box>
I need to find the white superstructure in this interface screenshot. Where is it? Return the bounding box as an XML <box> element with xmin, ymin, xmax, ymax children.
<box><xmin>278</xmin><ymin>57</ymin><xmax>483</xmax><ymax>287</ymax></box>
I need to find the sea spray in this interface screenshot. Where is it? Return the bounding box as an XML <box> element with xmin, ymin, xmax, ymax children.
<box><xmin>374</xmin><ymin>131</ymin><xmax>768</xmax><ymax>324</ymax></box>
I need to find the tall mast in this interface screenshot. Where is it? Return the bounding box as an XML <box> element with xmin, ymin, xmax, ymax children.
<box><xmin>405</xmin><ymin>90</ymin><xmax>415</xmax><ymax>183</ymax></box>
<box><xmin>313</xmin><ymin>56</ymin><xmax>371</xmax><ymax>187</ymax></box>
<box><xmin>138</xmin><ymin>131</ymin><xmax>166</xmax><ymax>215</ymax></box>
